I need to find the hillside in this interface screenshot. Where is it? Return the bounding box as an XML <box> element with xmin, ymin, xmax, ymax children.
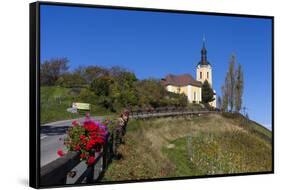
<box><xmin>103</xmin><ymin>113</ymin><xmax>272</xmax><ymax>181</ymax></box>
<box><xmin>40</xmin><ymin>86</ymin><xmax>113</xmax><ymax>124</ymax></box>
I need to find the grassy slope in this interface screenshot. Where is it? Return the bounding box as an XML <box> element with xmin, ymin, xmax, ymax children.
<box><xmin>40</xmin><ymin>86</ymin><xmax>113</xmax><ymax>124</ymax></box>
<box><xmin>103</xmin><ymin>114</ymin><xmax>272</xmax><ymax>181</ymax></box>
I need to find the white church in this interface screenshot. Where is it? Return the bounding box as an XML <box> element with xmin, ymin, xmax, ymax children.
<box><xmin>161</xmin><ymin>40</ymin><xmax>216</xmax><ymax>107</ymax></box>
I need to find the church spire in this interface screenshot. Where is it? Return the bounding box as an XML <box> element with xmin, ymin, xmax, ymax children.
<box><xmin>200</xmin><ymin>36</ymin><xmax>208</xmax><ymax>65</ymax></box>
<box><xmin>197</xmin><ymin>36</ymin><xmax>211</xmax><ymax>66</ymax></box>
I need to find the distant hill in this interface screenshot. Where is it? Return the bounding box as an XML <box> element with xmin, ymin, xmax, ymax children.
<box><xmin>103</xmin><ymin>113</ymin><xmax>272</xmax><ymax>181</ymax></box>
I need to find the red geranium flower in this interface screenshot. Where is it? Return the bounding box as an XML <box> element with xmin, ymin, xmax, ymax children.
<box><xmin>82</xmin><ymin>139</ymin><xmax>88</xmax><ymax>146</ymax></box>
<box><xmin>57</xmin><ymin>149</ymin><xmax>64</xmax><ymax>157</ymax></box>
<box><xmin>89</xmin><ymin>133</ymin><xmax>98</xmax><ymax>139</ymax></box>
<box><xmin>80</xmin><ymin>135</ymin><xmax>86</xmax><ymax>140</ymax></box>
<box><xmin>87</xmin><ymin>156</ymin><xmax>95</xmax><ymax>166</ymax></box>
<box><xmin>84</xmin><ymin>120</ymin><xmax>99</xmax><ymax>132</ymax></box>
<box><xmin>85</xmin><ymin>144</ymin><xmax>91</xmax><ymax>151</ymax></box>
<box><xmin>95</xmin><ymin>136</ymin><xmax>105</xmax><ymax>145</ymax></box>
<box><xmin>72</xmin><ymin>120</ymin><xmax>79</xmax><ymax>126</ymax></box>
<box><xmin>85</xmin><ymin>140</ymin><xmax>94</xmax><ymax>151</ymax></box>
<box><xmin>74</xmin><ymin>145</ymin><xmax>81</xmax><ymax>151</ymax></box>
<box><xmin>80</xmin><ymin>153</ymin><xmax>87</xmax><ymax>159</ymax></box>
<box><xmin>64</xmin><ymin>113</ymin><xmax>111</xmax><ymax>166</ymax></box>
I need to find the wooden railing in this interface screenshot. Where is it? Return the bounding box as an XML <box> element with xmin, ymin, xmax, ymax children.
<box><xmin>129</xmin><ymin>106</ymin><xmax>216</xmax><ymax>119</ymax></box>
<box><xmin>40</xmin><ymin>116</ymin><xmax>128</xmax><ymax>186</ymax></box>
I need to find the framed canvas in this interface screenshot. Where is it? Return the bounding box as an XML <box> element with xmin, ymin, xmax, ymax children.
<box><xmin>29</xmin><ymin>1</ymin><xmax>274</xmax><ymax>188</ymax></box>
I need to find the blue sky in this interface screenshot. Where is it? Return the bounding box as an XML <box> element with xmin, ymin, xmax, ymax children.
<box><xmin>40</xmin><ymin>5</ymin><xmax>273</xmax><ymax>129</ymax></box>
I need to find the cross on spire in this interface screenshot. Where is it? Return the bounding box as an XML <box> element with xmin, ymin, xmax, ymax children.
<box><xmin>203</xmin><ymin>34</ymin><xmax>206</xmax><ymax>48</ymax></box>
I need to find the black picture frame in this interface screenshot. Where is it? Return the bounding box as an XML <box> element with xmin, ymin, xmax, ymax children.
<box><xmin>30</xmin><ymin>1</ymin><xmax>274</xmax><ymax>188</ymax></box>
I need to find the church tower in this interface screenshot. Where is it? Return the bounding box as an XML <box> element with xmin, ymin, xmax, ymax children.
<box><xmin>196</xmin><ymin>38</ymin><xmax>216</xmax><ymax>107</ymax></box>
<box><xmin>196</xmin><ymin>38</ymin><xmax>213</xmax><ymax>87</ymax></box>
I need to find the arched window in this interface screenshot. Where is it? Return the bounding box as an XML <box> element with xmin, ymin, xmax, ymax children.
<box><xmin>207</xmin><ymin>72</ymin><xmax>209</xmax><ymax>79</ymax></box>
<box><xmin>200</xmin><ymin>72</ymin><xmax>202</xmax><ymax>79</ymax></box>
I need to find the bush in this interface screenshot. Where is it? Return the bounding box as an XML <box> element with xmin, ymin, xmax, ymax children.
<box><xmin>90</xmin><ymin>76</ymin><xmax>113</xmax><ymax>96</ymax></box>
<box><xmin>78</xmin><ymin>88</ymin><xmax>98</xmax><ymax>105</ymax></box>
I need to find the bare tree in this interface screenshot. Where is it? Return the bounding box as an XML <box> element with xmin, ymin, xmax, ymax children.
<box><xmin>227</xmin><ymin>54</ymin><xmax>236</xmax><ymax>112</ymax></box>
<box><xmin>82</xmin><ymin>66</ymin><xmax>109</xmax><ymax>84</ymax></box>
<box><xmin>40</xmin><ymin>58</ymin><xmax>69</xmax><ymax>86</ymax></box>
<box><xmin>221</xmin><ymin>83</ymin><xmax>228</xmax><ymax>112</ymax></box>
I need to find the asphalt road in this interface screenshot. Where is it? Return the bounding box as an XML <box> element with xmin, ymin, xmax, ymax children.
<box><xmin>40</xmin><ymin>116</ymin><xmax>104</xmax><ymax>167</ymax></box>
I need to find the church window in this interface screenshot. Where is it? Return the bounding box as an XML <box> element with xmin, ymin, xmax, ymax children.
<box><xmin>194</xmin><ymin>92</ymin><xmax>196</xmax><ymax>101</ymax></box>
<box><xmin>200</xmin><ymin>72</ymin><xmax>202</xmax><ymax>79</ymax></box>
<box><xmin>207</xmin><ymin>72</ymin><xmax>209</xmax><ymax>79</ymax></box>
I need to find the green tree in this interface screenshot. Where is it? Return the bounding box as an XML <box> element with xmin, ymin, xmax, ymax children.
<box><xmin>108</xmin><ymin>67</ymin><xmax>138</xmax><ymax>107</ymax></box>
<box><xmin>78</xmin><ymin>88</ymin><xmax>98</xmax><ymax>105</ymax></box>
<box><xmin>119</xmin><ymin>90</ymin><xmax>138</xmax><ymax>107</ymax></box>
<box><xmin>235</xmin><ymin>64</ymin><xmax>244</xmax><ymax>112</ymax></box>
<box><xmin>217</xmin><ymin>96</ymin><xmax>222</xmax><ymax>110</ymax></box>
<box><xmin>201</xmin><ymin>80</ymin><xmax>214</xmax><ymax>103</ymax></box>
<box><xmin>98</xmin><ymin>96</ymin><xmax>115</xmax><ymax>111</ymax></box>
<box><xmin>135</xmin><ymin>79</ymin><xmax>169</xmax><ymax>107</ymax></box>
<box><xmin>90</xmin><ymin>76</ymin><xmax>113</xmax><ymax>96</ymax></box>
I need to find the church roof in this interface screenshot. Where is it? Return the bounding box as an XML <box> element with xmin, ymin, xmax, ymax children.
<box><xmin>198</xmin><ymin>60</ymin><xmax>211</xmax><ymax>66</ymax></box>
<box><xmin>161</xmin><ymin>74</ymin><xmax>202</xmax><ymax>87</ymax></box>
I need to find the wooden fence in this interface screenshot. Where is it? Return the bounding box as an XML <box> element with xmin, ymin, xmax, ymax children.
<box><xmin>129</xmin><ymin>106</ymin><xmax>216</xmax><ymax>119</ymax></box>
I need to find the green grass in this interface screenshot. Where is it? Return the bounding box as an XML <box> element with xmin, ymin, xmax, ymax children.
<box><xmin>163</xmin><ymin>130</ymin><xmax>271</xmax><ymax>176</ymax></box>
<box><xmin>102</xmin><ymin>114</ymin><xmax>272</xmax><ymax>181</ymax></box>
<box><xmin>40</xmin><ymin>86</ymin><xmax>114</xmax><ymax>124</ymax></box>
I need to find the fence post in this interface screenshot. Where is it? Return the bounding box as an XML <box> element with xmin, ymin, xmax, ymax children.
<box><xmin>108</xmin><ymin>134</ymin><xmax>113</xmax><ymax>161</ymax></box>
<box><xmin>86</xmin><ymin>162</ymin><xmax>94</xmax><ymax>183</ymax></box>
<box><xmin>112</xmin><ymin>128</ymin><xmax>117</xmax><ymax>158</ymax></box>
<box><xmin>103</xmin><ymin>136</ymin><xmax>109</xmax><ymax>170</ymax></box>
